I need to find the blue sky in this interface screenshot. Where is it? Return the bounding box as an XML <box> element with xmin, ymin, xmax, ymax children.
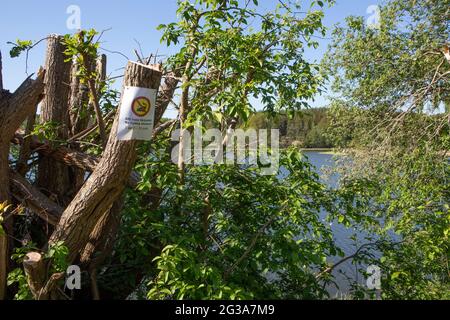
<box><xmin>0</xmin><ymin>0</ymin><xmax>384</xmax><ymax>117</ymax></box>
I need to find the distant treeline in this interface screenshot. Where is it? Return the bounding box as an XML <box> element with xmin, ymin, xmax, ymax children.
<box><xmin>243</xmin><ymin>108</ymin><xmax>332</xmax><ymax>148</ymax></box>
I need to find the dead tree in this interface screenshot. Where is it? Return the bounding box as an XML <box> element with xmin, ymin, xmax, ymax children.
<box><xmin>0</xmin><ymin>53</ymin><xmax>46</xmax><ymax>299</ymax></box>
<box><xmin>36</xmin><ymin>35</ymin><xmax>73</xmax><ymax>206</ymax></box>
<box><xmin>24</xmin><ymin>61</ymin><xmax>162</xmax><ymax>299</ymax></box>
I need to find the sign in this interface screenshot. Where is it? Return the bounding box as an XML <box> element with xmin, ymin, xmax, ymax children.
<box><xmin>117</xmin><ymin>86</ymin><xmax>157</xmax><ymax>141</ymax></box>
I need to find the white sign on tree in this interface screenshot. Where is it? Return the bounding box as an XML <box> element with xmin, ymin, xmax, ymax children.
<box><xmin>117</xmin><ymin>86</ymin><xmax>157</xmax><ymax>141</ymax></box>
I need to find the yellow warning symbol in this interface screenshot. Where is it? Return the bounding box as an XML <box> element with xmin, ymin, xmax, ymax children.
<box><xmin>132</xmin><ymin>96</ymin><xmax>151</xmax><ymax>117</ymax></box>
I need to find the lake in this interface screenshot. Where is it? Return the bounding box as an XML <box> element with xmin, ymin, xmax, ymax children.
<box><xmin>303</xmin><ymin>151</ymin><xmax>373</xmax><ymax>298</ymax></box>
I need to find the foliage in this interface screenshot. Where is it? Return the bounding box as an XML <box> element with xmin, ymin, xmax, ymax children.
<box><xmin>323</xmin><ymin>0</ymin><xmax>449</xmax><ymax>112</ymax></box>
<box><xmin>334</xmin><ymin>145</ymin><xmax>450</xmax><ymax>299</ymax></box>
<box><xmin>245</xmin><ymin>108</ymin><xmax>332</xmax><ymax>148</ymax></box>
<box><xmin>62</xmin><ymin>29</ymin><xmax>100</xmax><ymax>82</ymax></box>
<box><xmin>7</xmin><ymin>268</ymin><xmax>31</xmax><ymax>300</ymax></box>
<box><xmin>104</xmin><ymin>142</ymin><xmax>365</xmax><ymax>300</ymax></box>
<box><xmin>7</xmin><ymin>242</ymin><xmax>38</xmax><ymax>300</ymax></box>
<box><xmin>8</xmin><ymin>39</ymin><xmax>33</xmax><ymax>58</ymax></box>
<box><xmin>323</xmin><ymin>0</ymin><xmax>450</xmax><ymax>299</ymax></box>
<box><xmin>46</xmin><ymin>241</ymin><xmax>69</xmax><ymax>273</ymax></box>
<box><xmin>4</xmin><ymin>0</ymin><xmax>449</xmax><ymax>301</ymax></box>
<box><xmin>303</xmin><ymin>124</ymin><xmax>331</xmax><ymax>148</ymax></box>
<box><xmin>89</xmin><ymin>0</ymin><xmax>354</xmax><ymax>300</ymax></box>
<box><xmin>30</xmin><ymin>121</ymin><xmax>61</xmax><ymax>143</ymax></box>
<box><xmin>99</xmin><ymin>81</ymin><xmax>120</xmax><ymax>114</ymax></box>
<box><xmin>158</xmin><ymin>0</ymin><xmax>334</xmax><ymax>127</ymax></box>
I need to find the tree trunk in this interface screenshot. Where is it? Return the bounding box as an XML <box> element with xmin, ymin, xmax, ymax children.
<box><xmin>12</xmin><ymin>133</ymin><xmax>141</xmax><ymax>188</ymax></box>
<box><xmin>0</xmin><ymin>68</ymin><xmax>46</xmax><ymax>300</ymax></box>
<box><xmin>0</xmin><ymin>148</ymin><xmax>9</xmax><ymax>300</ymax></box>
<box><xmin>36</xmin><ymin>35</ymin><xmax>72</xmax><ymax>206</ymax></box>
<box><xmin>49</xmin><ymin>61</ymin><xmax>162</xmax><ymax>264</ymax></box>
<box><xmin>79</xmin><ymin>70</ymin><xmax>176</xmax><ymax>286</ymax></box>
<box><xmin>80</xmin><ymin>198</ymin><xmax>123</xmax><ymax>267</ymax></box>
<box><xmin>10</xmin><ymin>170</ymin><xmax>63</xmax><ymax>226</ymax></box>
<box><xmin>68</xmin><ymin>54</ymin><xmax>107</xmax><ymax>195</ymax></box>
<box><xmin>81</xmin><ymin>198</ymin><xmax>124</xmax><ymax>300</ymax></box>
<box><xmin>81</xmin><ymin>53</ymin><xmax>107</xmax><ymax>146</ymax></box>
<box><xmin>23</xmin><ymin>252</ymin><xmax>47</xmax><ymax>299</ymax></box>
<box><xmin>16</xmin><ymin>109</ymin><xmax>38</xmax><ymax>176</ymax></box>
<box><xmin>155</xmin><ymin>73</ymin><xmax>179</xmax><ymax>124</ymax></box>
<box><xmin>96</xmin><ymin>54</ymin><xmax>107</xmax><ymax>88</ymax></box>
<box><xmin>69</xmin><ymin>61</ymin><xmax>90</xmax><ymax>137</ymax></box>
<box><xmin>177</xmin><ymin>76</ymin><xmax>189</xmax><ymax>185</ymax></box>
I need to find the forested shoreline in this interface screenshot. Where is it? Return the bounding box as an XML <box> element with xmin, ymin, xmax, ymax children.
<box><xmin>245</xmin><ymin>107</ymin><xmax>449</xmax><ymax>150</ymax></box>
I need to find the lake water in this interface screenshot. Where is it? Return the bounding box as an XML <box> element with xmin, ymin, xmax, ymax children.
<box><xmin>303</xmin><ymin>151</ymin><xmax>371</xmax><ymax>298</ymax></box>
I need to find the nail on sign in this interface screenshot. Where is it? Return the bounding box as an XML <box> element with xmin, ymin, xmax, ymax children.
<box><xmin>117</xmin><ymin>86</ymin><xmax>157</xmax><ymax>141</ymax></box>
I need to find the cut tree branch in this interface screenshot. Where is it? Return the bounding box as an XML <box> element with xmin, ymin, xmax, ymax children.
<box><xmin>23</xmin><ymin>252</ymin><xmax>47</xmax><ymax>299</ymax></box>
<box><xmin>9</xmin><ymin>170</ymin><xmax>63</xmax><ymax>226</ymax></box>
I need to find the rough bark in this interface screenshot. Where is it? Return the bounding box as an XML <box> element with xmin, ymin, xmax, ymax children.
<box><xmin>82</xmin><ymin>52</ymin><xmax>107</xmax><ymax>145</ymax></box>
<box><xmin>68</xmin><ymin>54</ymin><xmax>108</xmax><ymax>194</ymax></box>
<box><xmin>12</xmin><ymin>133</ymin><xmax>140</xmax><ymax>188</ymax></box>
<box><xmin>96</xmin><ymin>54</ymin><xmax>107</xmax><ymax>87</ymax></box>
<box><xmin>155</xmin><ymin>73</ymin><xmax>179</xmax><ymax>124</ymax></box>
<box><xmin>0</xmin><ymin>68</ymin><xmax>46</xmax><ymax>300</ymax></box>
<box><xmin>81</xmin><ymin>199</ymin><xmax>124</xmax><ymax>300</ymax></box>
<box><xmin>49</xmin><ymin>61</ymin><xmax>162</xmax><ymax>263</ymax></box>
<box><xmin>0</xmin><ymin>148</ymin><xmax>9</xmax><ymax>300</ymax></box>
<box><xmin>10</xmin><ymin>170</ymin><xmax>63</xmax><ymax>225</ymax></box>
<box><xmin>69</xmin><ymin>61</ymin><xmax>90</xmax><ymax>137</ymax></box>
<box><xmin>68</xmin><ymin>61</ymin><xmax>90</xmax><ymax>194</ymax></box>
<box><xmin>79</xmin><ymin>74</ymin><xmax>179</xmax><ymax>272</ymax></box>
<box><xmin>23</xmin><ymin>62</ymin><xmax>161</xmax><ymax>299</ymax></box>
<box><xmin>23</xmin><ymin>252</ymin><xmax>47</xmax><ymax>299</ymax></box>
<box><xmin>80</xmin><ymin>127</ymin><xmax>175</xmax><ymax>288</ymax></box>
<box><xmin>0</xmin><ymin>71</ymin><xmax>46</xmax><ymax>136</ymax></box>
<box><xmin>80</xmin><ymin>199</ymin><xmax>123</xmax><ymax>267</ymax></box>
<box><xmin>16</xmin><ymin>108</ymin><xmax>37</xmax><ymax>176</ymax></box>
<box><xmin>37</xmin><ymin>35</ymin><xmax>72</xmax><ymax>206</ymax></box>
